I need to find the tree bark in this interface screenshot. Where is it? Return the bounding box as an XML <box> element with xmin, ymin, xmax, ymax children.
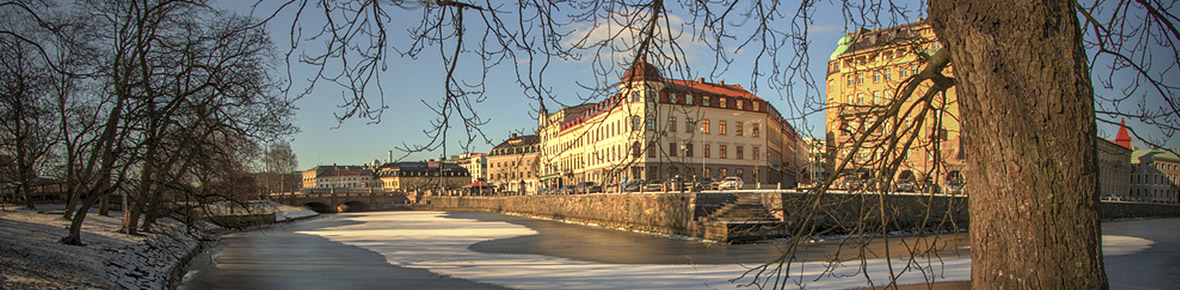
<box><xmin>928</xmin><ymin>0</ymin><xmax>1107</xmax><ymax>288</ymax></box>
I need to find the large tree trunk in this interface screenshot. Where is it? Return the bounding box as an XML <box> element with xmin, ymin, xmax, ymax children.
<box><xmin>928</xmin><ymin>0</ymin><xmax>1107</xmax><ymax>288</ymax></box>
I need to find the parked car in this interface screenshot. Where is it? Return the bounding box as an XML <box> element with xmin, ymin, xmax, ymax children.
<box><xmin>644</xmin><ymin>179</ymin><xmax>665</xmax><ymax>191</ymax></box>
<box><xmin>558</xmin><ymin>185</ymin><xmax>577</xmax><ymax>194</ymax></box>
<box><xmin>695</xmin><ymin>177</ymin><xmax>718</xmax><ymax>191</ymax></box>
<box><xmin>894</xmin><ymin>179</ymin><xmax>916</xmax><ymax>192</ymax></box>
<box><xmin>575</xmin><ymin>181</ymin><xmax>602</xmax><ymax>194</ymax></box>
<box><xmin>717</xmin><ymin>176</ymin><xmax>744</xmax><ymax>190</ymax></box>
<box><xmin>623</xmin><ymin>179</ymin><xmax>645</xmax><ymax>192</ymax></box>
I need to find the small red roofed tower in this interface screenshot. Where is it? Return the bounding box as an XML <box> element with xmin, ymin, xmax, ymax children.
<box><xmin>1114</xmin><ymin>118</ymin><xmax>1132</xmax><ymax>149</ymax></box>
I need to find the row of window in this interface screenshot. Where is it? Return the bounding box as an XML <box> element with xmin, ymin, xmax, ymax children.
<box><xmin>844</xmin><ymin>89</ymin><xmax>895</xmax><ymax>106</ymax></box>
<box><xmin>843</xmin><ymin>65</ymin><xmax>920</xmax><ymax>87</ymax></box>
<box><xmin>663</xmin><ymin>93</ymin><xmax>762</xmax><ymax>112</ymax></box>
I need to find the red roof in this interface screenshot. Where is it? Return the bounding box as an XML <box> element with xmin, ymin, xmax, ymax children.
<box><xmin>1115</xmin><ymin>118</ymin><xmax>1132</xmax><ymax>149</ymax></box>
<box><xmin>620</xmin><ymin>55</ymin><xmax>663</xmax><ymax>83</ymax></box>
<box><xmin>664</xmin><ymin>79</ymin><xmax>763</xmax><ymax>101</ymax></box>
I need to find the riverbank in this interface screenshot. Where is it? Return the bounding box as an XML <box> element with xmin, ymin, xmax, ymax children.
<box><xmin>0</xmin><ymin>202</ymin><xmax>317</xmax><ymax>289</ymax></box>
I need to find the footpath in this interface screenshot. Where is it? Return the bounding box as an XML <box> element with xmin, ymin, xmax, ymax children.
<box><xmin>0</xmin><ymin>202</ymin><xmax>317</xmax><ymax>289</ymax></box>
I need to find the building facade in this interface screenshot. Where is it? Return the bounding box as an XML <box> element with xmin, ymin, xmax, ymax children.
<box><xmin>1130</xmin><ymin>150</ymin><xmax>1180</xmax><ymax>204</ymax></box>
<box><xmin>1097</xmin><ymin>137</ymin><xmax>1132</xmax><ymax>198</ymax></box>
<box><xmin>375</xmin><ymin>161</ymin><xmax>471</xmax><ymax>192</ymax></box>
<box><xmin>301</xmin><ymin>165</ymin><xmax>373</xmax><ymax>189</ymax></box>
<box><xmin>536</xmin><ymin>57</ymin><xmax>802</xmax><ymax>190</ymax></box>
<box><xmin>487</xmin><ymin>134</ymin><xmax>541</xmax><ymax>194</ymax></box>
<box><xmin>824</xmin><ymin>20</ymin><xmax>965</xmax><ymax>191</ymax></box>
<box><xmin>446</xmin><ymin>153</ymin><xmax>488</xmax><ymax>183</ymax></box>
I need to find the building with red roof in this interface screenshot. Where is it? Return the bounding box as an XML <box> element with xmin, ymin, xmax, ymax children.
<box><xmin>535</xmin><ymin>56</ymin><xmax>803</xmax><ymax>191</ymax></box>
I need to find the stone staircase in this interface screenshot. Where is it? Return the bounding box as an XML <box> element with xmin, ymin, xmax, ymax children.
<box><xmin>700</xmin><ymin>193</ymin><xmax>780</xmax><ymax>223</ymax></box>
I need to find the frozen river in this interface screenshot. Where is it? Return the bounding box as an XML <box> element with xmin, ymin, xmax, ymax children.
<box><xmin>179</xmin><ymin>211</ymin><xmax>1172</xmax><ymax>289</ymax></box>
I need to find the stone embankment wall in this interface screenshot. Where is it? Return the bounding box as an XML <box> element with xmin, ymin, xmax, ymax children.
<box><xmin>424</xmin><ymin>193</ymin><xmax>724</xmax><ymax>239</ymax></box>
<box><xmin>424</xmin><ymin>192</ymin><xmax>1180</xmax><ymax>242</ymax></box>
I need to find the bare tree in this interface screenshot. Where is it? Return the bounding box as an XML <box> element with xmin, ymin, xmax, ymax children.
<box><xmin>263</xmin><ymin>141</ymin><xmax>299</xmax><ymax>194</ymax></box>
<box><xmin>0</xmin><ymin>24</ymin><xmax>59</xmax><ymax>209</ymax></box>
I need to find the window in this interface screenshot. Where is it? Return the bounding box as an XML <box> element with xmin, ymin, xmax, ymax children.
<box><xmin>736</xmin><ymin>169</ymin><xmax>744</xmax><ymax>180</ymax></box>
<box><xmin>687</xmin><ymin>95</ymin><xmax>694</xmax><ymax>105</ymax></box>
<box><xmin>720</xmin><ymin>145</ymin><xmax>728</xmax><ymax>159</ymax></box>
<box><xmin>719</xmin><ymin>120</ymin><xmax>728</xmax><ymax>135</ymax></box>
<box><xmin>703</xmin><ymin>96</ymin><xmax>711</xmax><ymax>106</ymax></box>
<box><xmin>669</xmin><ymin>142</ymin><xmax>677</xmax><ymax>157</ymax></box>
<box><xmin>685</xmin><ymin>143</ymin><xmax>694</xmax><ymax>157</ymax></box>
<box><xmin>883</xmin><ymin>68</ymin><xmax>892</xmax><ymax>81</ymax></box>
<box><xmin>703</xmin><ymin>119</ymin><xmax>711</xmax><ymax>134</ymax></box>
<box><xmin>873</xmin><ymin>71</ymin><xmax>881</xmax><ymax>82</ymax></box>
<box><xmin>753</xmin><ymin>102</ymin><xmax>760</xmax><ymax>111</ymax></box>
<box><xmin>736</xmin><ymin>122</ymin><xmax>744</xmax><ymax>136</ymax></box>
<box><xmin>846</xmin><ymin>75</ymin><xmax>854</xmax><ymax>87</ymax></box>
<box><xmin>737</xmin><ymin>145</ymin><xmax>744</xmax><ymax>159</ymax></box>
<box><xmin>646</xmin><ymin>116</ymin><xmax>656</xmax><ymax>131</ymax></box>
<box><xmin>911</xmin><ymin>66</ymin><xmax>919</xmax><ymax>76</ymax></box>
<box><xmin>648</xmin><ymin>141</ymin><xmax>656</xmax><ymax>157</ymax></box>
<box><xmin>631</xmin><ymin>115</ymin><xmax>641</xmax><ymax>131</ymax></box>
<box><xmin>704</xmin><ymin>144</ymin><xmax>711</xmax><ymax>158</ymax></box>
<box><xmin>753</xmin><ymin>146</ymin><xmax>759</xmax><ymax>160</ymax></box>
<box><xmin>846</xmin><ymin>94</ymin><xmax>854</xmax><ymax>104</ymax></box>
<box><xmin>720</xmin><ymin>98</ymin><xmax>728</xmax><ymax>108</ymax></box>
<box><xmin>884</xmin><ymin>89</ymin><xmax>893</xmax><ymax>101</ymax></box>
<box><xmin>686</xmin><ymin>118</ymin><xmax>695</xmax><ymax>132</ymax></box>
<box><xmin>668</xmin><ymin>117</ymin><xmax>676</xmax><ymax>132</ymax></box>
<box><xmin>705</xmin><ymin>167</ymin><xmax>711</xmax><ymax>177</ymax></box>
<box><xmin>873</xmin><ymin>91</ymin><xmax>881</xmax><ymax>105</ymax></box>
<box><xmin>632</xmin><ymin>141</ymin><xmax>641</xmax><ymax>156</ymax></box>
<box><xmin>752</xmin><ymin>124</ymin><xmax>760</xmax><ymax>137</ymax></box>
<box><xmin>857</xmin><ymin>93</ymin><xmax>865</xmax><ymax>104</ymax></box>
<box><xmin>899</xmin><ymin>65</ymin><xmax>909</xmax><ymax>78</ymax></box>
<box><xmin>737</xmin><ymin>100</ymin><xmax>744</xmax><ymax>110</ymax></box>
<box><xmin>670</xmin><ymin>93</ymin><xmax>679</xmax><ymax>103</ymax></box>
<box><xmin>857</xmin><ymin>73</ymin><xmax>865</xmax><ymax>84</ymax></box>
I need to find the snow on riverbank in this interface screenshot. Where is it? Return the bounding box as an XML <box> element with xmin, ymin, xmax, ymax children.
<box><xmin>0</xmin><ymin>202</ymin><xmax>317</xmax><ymax>289</ymax></box>
<box><xmin>300</xmin><ymin>211</ymin><xmax>1156</xmax><ymax>290</ymax></box>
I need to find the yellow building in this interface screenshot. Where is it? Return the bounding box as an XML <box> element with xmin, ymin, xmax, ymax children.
<box><xmin>1130</xmin><ymin>150</ymin><xmax>1180</xmax><ymax>204</ymax></box>
<box><xmin>301</xmin><ymin>165</ymin><xmax>372</xmax><ymax>189</ymax></box>
<box><xmin>824</xmin><ymin>20</ymin><xmax>965</xmax><ymax>191</ymax></box>
<box><xmin>537</xmin><ymin>57</ymin><xmax>802</xmax><ymax>190</ymax></box>
<box><xmin>1097</xmin><ymin>137</ymin><xmax>1131</xmax><ymax>198</ymax></box>
<box><xmin>487</xmin><ymin>134</ymin><xmax>541</xmax><ymax>194</ymax></box>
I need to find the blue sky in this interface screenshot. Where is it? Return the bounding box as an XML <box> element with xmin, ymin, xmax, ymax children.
<box><xmin>220</xmin><ymin>1</ymin><xmax>1172</xmax><ymax>169</ymax></box>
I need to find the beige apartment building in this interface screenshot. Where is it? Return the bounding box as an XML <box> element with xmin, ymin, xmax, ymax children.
<box><xmin>1097</xmin><ymin>137</ymin><xmax>1132</xmax><ymax>199</ymax></box>
<box><xmin>301</xmin><ymin>165</ymin><xmax>373</xmax><ymax>189</ymax></box>
<box><xmin>536</xmin><ymin>57</ymin><xmax>802</xmax><ymax>190</ymax></box>
<box><xmin>1130</xmin><ymin>149</ymin><xmax>1180</xmax><ymax>204</ymax></box>
<box><xmin>825</xmin><ymin>20</ymin><xmax>965</xmax><ymax>190</ymax></box>
<box><xmin>487</xmin><ymin>134</ymin><xmax>541</xmax><ymax>194</ymax></box>
<box><xmin>445</xmin><ymin>153</ymin><xmax>488</xmax><ymax>183</ymax></box>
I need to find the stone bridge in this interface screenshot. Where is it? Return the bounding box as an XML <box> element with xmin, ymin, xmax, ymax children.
<box><xmin>268</xmin><ymin>189</ymin><xmax>412</xmax><ymax>213</ymax></box>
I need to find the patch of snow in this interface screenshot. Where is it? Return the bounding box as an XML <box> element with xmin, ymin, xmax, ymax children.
<box><xmin>0</xmin><ymin>205</ymin><xmax>204</xmax><ymax>289</ymax></box>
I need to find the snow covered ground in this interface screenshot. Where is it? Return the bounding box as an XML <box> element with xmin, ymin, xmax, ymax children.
<box><xmin>299</xmin><ymin>211</ymin><xmax>1155</xmax><ymax>290</ymax></box>
<box><xmin>0</xmin><ymin>202</ymin><xmax>317</xmax><ymax>289</ymax></box>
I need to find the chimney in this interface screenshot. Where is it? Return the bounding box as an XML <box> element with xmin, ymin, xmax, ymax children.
<box><xmin>511</xmin><ymin>133</ymin><xmax>518</xmax><ymax>139</ymax></box>
<box><xmin>388</xmin><ymin>150</ymin><xmax>393</xmax><ymax>163</ymax></box>
<box><xmin>697</xmin><ymin>78</ymin><xmax>705</xmax><ymax>83</ymax></box>
<box><xmin>720</xmin><ymin>80</ymin><xmax>725</xmax><ymax>86</ymax></box>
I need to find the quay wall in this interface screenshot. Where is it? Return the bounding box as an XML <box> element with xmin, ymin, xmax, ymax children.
<box><xmin>424</xmin><ymin>192</ymin><xmax>1180</xmax><ymax>242</ymax></box>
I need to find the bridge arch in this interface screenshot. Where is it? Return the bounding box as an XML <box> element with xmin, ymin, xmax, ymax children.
<box><xmin>336</xmin><ymin>201</ymin><xmax>370</xmax><ymax>213</ymax></box>
<box><xmin>304</xmin><ymin>202</ymin><xmax>334</xmax><ymax>213</ymax></box>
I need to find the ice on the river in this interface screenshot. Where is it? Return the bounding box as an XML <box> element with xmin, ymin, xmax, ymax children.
<box><xmin>298</xmin><ymin>211</ymin><xmax>1151</xmax><ymax>290</ymax></box>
